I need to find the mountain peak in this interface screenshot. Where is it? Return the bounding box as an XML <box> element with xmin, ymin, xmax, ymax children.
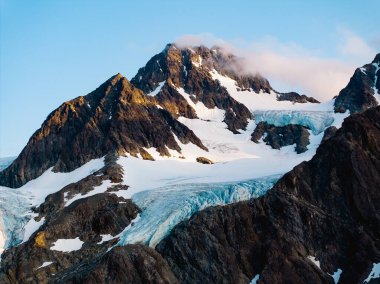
<box><xmin>372</xmin><ymin>53</ymin><xmax>380</xmax><ymax>64</ymax></box>
<box><xmin>334</xmin><ymin>54</ymin><xmax>380</xmax><ymax>113</ymax></box>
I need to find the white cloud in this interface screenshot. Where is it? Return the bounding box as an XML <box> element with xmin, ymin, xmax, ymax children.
<box><xmin>337</xmin><ymin>28</ymin><xmax>376</xmax><ymax>59</ymax></box>
<box><xmin>175</xmin><ymin>30</ymin><xmax>377</xmax><ymax>102</ymax></box>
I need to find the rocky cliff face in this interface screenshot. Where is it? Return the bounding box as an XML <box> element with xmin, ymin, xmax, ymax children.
<box><xmin>131</xmin><ymin>44</ymin><xmax>318</xmax><ymax>133</ymax></box>
<box><xmin>0</xmin><ymin>74</ymin><xmax>206</xmax><ymax>188</ymax></box>
<box><xmin>0</xmin><ymin>154</ymin><xmax>142</xmax><ymax>284</ymax></box>
<box><xmin>156</xmin><ymin>106</ymin><xmax>380</xmax><ymax>283</ymax></box>
<box><xmin>251</xmin><ymin>121</ymin><xmax>310</xmax><ymax>153</ymax></box>
<box><xmin>131</xmin><ymin>45</ymin><xmax>253</xmax><ymax>133</ymax></box>
<box><xmin>334</xmin><ymin>53</ymin><xmax>380</xmax><ymax>113</ymax></box>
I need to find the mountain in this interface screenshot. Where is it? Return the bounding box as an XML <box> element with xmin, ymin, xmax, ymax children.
<box><xmin>156</xmin><ymin>106</ymin><xmax>380</xmax><ymax>283</ymax></box>
<box><xmin>0</xmin><ymin>73</ymin><xmax>206</xmax><ymax>188</ymax></box>
<box><xmin>131</xmin><ymin>44</ymin><xmax>319</xmax><ymax>132</ymax></box>
<box><xmin>0</xmin><ymin>44</ymin><xmax>324</xmax><ymax>189</ymax></box>
<box><xmin>334</xmin><ymin>53</ymin><xmax>380</xmax><ymax>113</ymax></box>
<box><xmin>2</xmin><ymin>106</ymin><xmax>377</xmax><ymax>283</ymax></box>
<box><xmin>0</xmin><ymin>44</ymin><xmax>379</xmax><ymax>283</ymax></box>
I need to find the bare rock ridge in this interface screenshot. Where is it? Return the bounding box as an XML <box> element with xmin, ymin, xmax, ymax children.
<box><xmin>131</xmin><ymin>44</ymin><xmax>319</xmax><ymax>133</ymax></box>
<box><xmin>334</xmin><ymin>53</ymin><xmax>380</xmax><ymax>113</ymax></box>
<box><xmin>156</xmin><ymin>106</ymin><xmax>380</xmax><ymax>283</ymax></box>
<box><xmin>131</xmin><ymin>44</ymin><xmax>253</xmax><ymax>133</ymax></box>
<box><xmin>276</xmin><ymin>91</ymin><xmax>320</xmax><ymax>103</ymax></box>
<box><xmin>0</xmin><ymin>73</ymin><xmax>206</xmax><ymax>188</ymax></box>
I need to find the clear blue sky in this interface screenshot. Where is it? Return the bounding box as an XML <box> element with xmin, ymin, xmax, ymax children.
<box><xmin>0</xmin><ymin>0</ymin><xmax>379</xmax><ymax>157</ymax></box>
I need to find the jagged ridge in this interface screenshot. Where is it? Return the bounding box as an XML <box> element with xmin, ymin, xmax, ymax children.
<box><xmin>334</xmin><ymin>53</ymin><xmax>380</xmax><ymax>113</ymax></box>
<box><xmin>0</xmin><ymin>74</ymin><xmax>206</xmax><ymax>188</ymax></box>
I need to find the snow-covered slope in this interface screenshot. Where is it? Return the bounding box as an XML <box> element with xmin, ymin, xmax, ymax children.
<box><xmin>0</xmin><ymin>158</ymin><xmax>104</xmax><ymax>255</ymax></box>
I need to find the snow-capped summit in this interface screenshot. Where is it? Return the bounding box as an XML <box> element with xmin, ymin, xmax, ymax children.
<box><xmin>334</xmin><ymin>53</ymin><xmax>380</xmax><ymax>113</ymax></box>
<box><xmin>0</xmin><ymin>44</ymin><xmax>330</xmax><ymax>189</ymax></box>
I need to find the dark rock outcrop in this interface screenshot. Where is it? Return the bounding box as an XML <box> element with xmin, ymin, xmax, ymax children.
<box><xmin>157</xmin><ymin>106</ymin><xmax>380</xmax><ymax>283</ymax></box>
<box><xmin>276</xmin><ymin>91</ymin><xmax>320</xmax><ymax>104</ymax></box>
<box><xmin>196</xmin><ymin>157</ymin><xmax>213</xmax><ymax>164</ymax></box>
<box><xmin>53</xmin><ymin>245</ymin><xmax>178</xmax><ymax>284</ymax></box>
<box><xmin>0</xmin><ymin>74</ymin><xmax>207</xmax><ymax>188</ymax></box>
<box><xmin>131</xmin><ymin>44</ymin><xmax>319</xmax><ymax>133</ymax></box>
<box><xmin>0</xmin><ymin>157</ymin><xmax>140</xmax><ymax>284</ymax></box>
<box><xmin>334</xmin><ymin>53</ymin><xmax>380</xmax><ymax>113</ymax></box>
<box><xmin>251</xmin><ymin>121</ymin><xmax>310</xmax><ymax>153</ymax></box>
<box><xmin>131</xmin><ymin>44</ymin><xmax>253</xmax><ymax>133</ymax></box>
<box><xmin>321</xmin><ymin>126</ymin><xmax>337</xmax><ymax>143</ymax></box>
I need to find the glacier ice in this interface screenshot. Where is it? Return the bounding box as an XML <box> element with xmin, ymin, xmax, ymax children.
<box><xmin>0</xmin><ymin>157</ymin><xmax>15</xmax><ymax>172</ymax></box>
<box><xmin>118</xmin><ymin>175</ymin><xmax>280</xmax><ymax>248</ymax></box>
<box><xmin>254</xmin><ymin>110</ymin><xmax>335</xmax><ymax>135</ymax></box>
<box><xmin>0</xmin><ymin>186</ymin><xmax>31</xmax><ymax>255</ymax></box>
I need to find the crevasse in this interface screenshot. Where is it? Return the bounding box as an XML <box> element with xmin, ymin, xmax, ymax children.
<box><xmin>0</xmin><ymin>186</ymin><xmax>30</xmax><ymax>255</ymax></box>
<box><xmin>254</xmin><ymin>110</ymin><xmax>335</xmax><ymax>135</ymax></box>
<box><xmin>118</xmin><ymin>175</ymin><xmax>280</xmax><ymax>248</ymax></box>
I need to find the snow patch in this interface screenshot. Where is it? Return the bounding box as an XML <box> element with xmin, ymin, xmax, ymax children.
<box><xmin>36</xmin><ymin>261</ymin><xmax>53</xmax><ymax>270</ymax></box>
<box><xmin>192</xmin><ymin>55</ymin><xmax>202</xmax><ymax>67</ymax></box>
<box><xmin>330</xmin><ymin>268</ymin><xmax>342</xmax><ymax>284</ymax></box>
<box><xmin>250</xmin><ymin>274</ymin><xmax>260</xmax><ymax>284</ymax></box>
<box><xmin>22</xmin><ymin>215</ymin><xmax>45</xmax><ymax>243</ymax></box>
<box><xmin>0</xmin><ymin>220</ymin><xmax>5</xmax><ymax>255</ymax></box>
<box><xmin>372</xmin><ymin>62</ymin><xmax>380</xmax><ymax>104</ymax></box>
<box><xmin>50</xmin><ymin>237</ymin><xmax>84</xmax><ymax>252</ymax></box>
<box><xmin>97</xmin><ymin>234</ymin><xmax>114</xmax><ymax>244</ymax></box>
<box><xmin>23</xmin><ymin>157</ymin><xmax>105</xmax><ymax>206</ymax></box>
<box><xmin>210</xmin><ymin>69</ymin><xmax>326</xmax><ymax>111</ymax></box>
<box><xmin>176</xmin><ymin>87</ymin><xmax>225</xmax><ymax>122</ymax></box>
<box><xmin>147</xmin><ymin>81</ymin><xmax>165</xmax><ymax>96</ymax></box>
<box><xmin>364</xmin><ymin>263</ymin><xmax>380</xmax><ymax>283</ymax></box>
<box><xmin>307</xmin><ymin>256</ymin><xmax>321</xmax><ymax>269</ymax></box>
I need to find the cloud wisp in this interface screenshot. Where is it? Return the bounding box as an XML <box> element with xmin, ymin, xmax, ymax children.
<box><xmin>175</xmin><ymin>31</ymin><xmax>378</xmax><ymax>102</ymax></box>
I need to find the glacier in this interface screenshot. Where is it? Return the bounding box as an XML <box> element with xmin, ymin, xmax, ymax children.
<box><xmin>0</xmin><ymin>157</ymin><xmax>105</xmax><ymax>257</ymax></box>
<box><xmin>0</xmin><ymin>186</ymin><xmax>31</xmax><ymax>255</ymax></box>
<box><xmin>0</xmin><ymin>157</ymin><xmax>15</xmax><ymax>172</ymax></box>
<box><xmin>118</xmin><ymin>175</ymin><xmax>280</xmax><ymax>248</ymax></box>
<box><xmin>253</xmin><ymin>110</ymin><xmax>335</xmax><ymax>135</ymax></box>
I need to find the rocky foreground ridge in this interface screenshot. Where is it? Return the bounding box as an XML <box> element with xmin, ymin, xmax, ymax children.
<box><xmin>2</xmin><ymin>106</ymin><xmax>377</xmax><ymax>284</ymax></box>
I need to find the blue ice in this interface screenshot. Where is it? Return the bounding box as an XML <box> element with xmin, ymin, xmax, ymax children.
<box><xmin>118</xmin><ymin>175</ymin><xmax>280</xmax><ymax>248</ymax></box>
<box><xmin>254</xmin><ymin>110</ymin><xmax>334</xmax><ymax>135</ymax></box>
